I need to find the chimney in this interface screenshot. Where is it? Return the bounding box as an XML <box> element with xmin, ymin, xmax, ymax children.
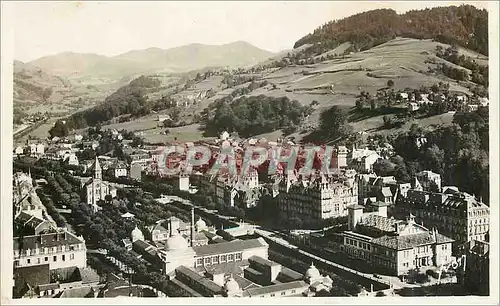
<box><xmin>190</xmin><ymin>207</ymin><xmax>195</xmax><ymax>247</ymax></box>
<box><xmin>394</xmin><ymin>222</ymin><xmax>400</xmax><ymax>234</ymax></box>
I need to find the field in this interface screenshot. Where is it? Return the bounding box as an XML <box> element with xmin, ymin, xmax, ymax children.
<box><xmin>26</xmin><ymin>37</ymin><xmax>484</xmax><ymax>144</ymax></box>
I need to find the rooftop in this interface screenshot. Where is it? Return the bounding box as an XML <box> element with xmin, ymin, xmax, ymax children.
<box><xmin>192</xmin><ymin>238</ymin><xmax>267</xmax><ymax>257</ymax></box>
<box><xmin>175</xmin><ymin>265</ymin><xmax>222</xmax><ymax>294</ymax></box>
<box><xmin>200</xmin><ymin>259</ymin><xmax>248</xmax><ymax>275</ymax></box>
<box><xmin>14</xmin><ymin>264</ymin><xmax>50</xmax><ymax>291</ymax></box>
<box><xmin>371</xmin><ymin>232</ymin><xmax>454</xmax><ymax>250</ymax></box>
<box><xmin>14</xmin><ymin>231</ymin><xmax>83</xmax><ymax>251</ymax></box>
<box><xmin>358</xmin><ymin>214</ymin><xmax>397</xmax><ymax>233</ymax></box>
<box><xmin>242</xmin><ymin>280</ymin><xmax>308</xmax><ymax>297</ymax></box>
<box><xmin>248</xmin><ymin>255</ymin><xmax>280</xmax><ymax>268</ymax></box>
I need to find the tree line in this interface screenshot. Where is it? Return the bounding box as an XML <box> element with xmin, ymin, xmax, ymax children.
<box><xmin>294</xmin><ymin>5</ymin><xmax>488</xmax><ymax>56</ymax></box>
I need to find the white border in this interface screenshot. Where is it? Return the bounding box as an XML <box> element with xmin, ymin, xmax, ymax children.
<box><xmin>1</xmin><ymin>1</ymin><xmax>499</xmax><ymax>305</ymax></box>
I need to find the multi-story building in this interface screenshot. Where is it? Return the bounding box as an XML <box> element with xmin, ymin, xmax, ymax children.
<box><xmin>276</xmin><ymin>171</ymin><xmax>358</xmax><ymax>221</ymax></box>
<box><xmin>340</xmin><ymin>202</ymin><xmax>454</xmax><ymax>276</ymax></box>
<box><xmin>13</xmin><ymin>229</ymin><xmax>87</xmax><ymax>270</ymax></box>
<box><xmin>400</xmin><ymin>187</ymin><xmax>489</xmax><ymax>243</ymax></box>
<box><xmin>199</xmin><ymin>169</ymin><xmax>260</xmax><ymax>208</ymax></box>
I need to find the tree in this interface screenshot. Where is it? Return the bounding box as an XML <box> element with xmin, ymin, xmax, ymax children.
<box><xmin>423</xmin><ymin>144</ymin><xmax>445</xmax><ymax>174</ymax></box>
<box><xmin>387</xmin><ymin>80</ymin><xmax>394</xmax><ymax>88</ymax></box>
<box><xmin>373</xmin><ymin>159</ymin><xmax>396</xmax><ymax>176</ymax></box>
<box><xmin>49</xmin><ymin>120</ymin><xmax>69</xmax><ymax>138</ymax></box>
<box><xmin>319</xmin><ymin>106</ymin><xmax>352</xmax><ymax>140</ymax></box>
<box><xmin>42</xmin><ymin>87</ymin><xmax>53</xmax><ymax>101</ymax></box>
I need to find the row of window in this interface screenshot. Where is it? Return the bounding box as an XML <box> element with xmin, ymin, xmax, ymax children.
<box><xmin>195</xmin><ymin>252</ymin><xmax>243</xmax><ymax>266</ymax></box>
<box><xmin>14</xmin><ymin>253</ymin><xmax>75</xmax><ymax>266</ymax></box>
<box><xmin>16</xmin><ymin>245</ymin><xmax>80</xmax><ymax>257</ymax></box>
<box><xmin>345</xmin><ymin>238</ymin><xmax>371</xmax><ymax>251</ymax></box>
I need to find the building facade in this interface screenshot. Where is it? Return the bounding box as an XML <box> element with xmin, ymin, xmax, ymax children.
<box><xmin>400</xmin><ymin>188</ymin><xmax>489</xmax><ymax>243</ymax></box>
<box><xmin>341</xmin><ymin>203</ymin><xmax>454</xmax><ymax>276</ymax></box>
<box><xmin>13</xmin><ymin>230</ymin><xmax>87</xmax><ymax>270</ymax></box>
<box><xmin>277</xmin><ymin>172</ymin><xmax>358</xmax><ymax>221</ymax></box>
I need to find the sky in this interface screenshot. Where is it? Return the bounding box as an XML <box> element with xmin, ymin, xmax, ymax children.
<box><xmin>5</xmin><ymin>1</ymin><xmax>490</xmax><ymax>62</ymax></box>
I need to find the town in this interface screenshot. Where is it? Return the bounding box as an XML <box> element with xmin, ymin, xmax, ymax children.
<box><xmin>7</xmin><ymin>2</ymin><xmax>493</xmax><ymax>302</ymax></box>
<box><xmin>12</xmin><ymin>113</ymin><xmax>490</xmax><ymax>298</ymax></box>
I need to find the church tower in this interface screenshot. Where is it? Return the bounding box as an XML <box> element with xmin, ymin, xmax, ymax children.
<box><xmin>94</xmin><ymin>156</ymin><xmax>102</xmax><ymax>180</ymax></box>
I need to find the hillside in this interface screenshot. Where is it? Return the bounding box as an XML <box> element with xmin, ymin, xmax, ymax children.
<box><xmin>294</xmin><ymin>5</ymin><xmax>488</xmax><ymax>56</ymax></box>
<box><xmin>77</xmin><ymin>37</ymin><xmax>486</xmax><ymax>145</ymax></box>
<box><xmin>29</xmin><ymin>41</ymin><xmax>275</xmax><ymax>79</ymax></box>
<box><xmin>13</xmin><ymin>60</ymin><xmax>119</xmax><ymax>117</ymax></box>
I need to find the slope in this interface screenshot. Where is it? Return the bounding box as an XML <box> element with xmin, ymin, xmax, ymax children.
<box><xmin>29</xmin><ymin>41</ymin><xmax>276</xmax><ymax>79</ymax></box>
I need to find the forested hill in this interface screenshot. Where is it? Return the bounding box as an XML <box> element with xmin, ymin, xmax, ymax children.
<box><xmin>294</xmin><ymin>5</ymin><xmax>488</xmax><ymax>55</ymax></box>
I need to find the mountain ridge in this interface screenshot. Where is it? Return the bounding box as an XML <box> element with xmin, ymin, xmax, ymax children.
<box><xmin>28</xmin><ymin>41</ymin><xmax>276</xmax><ymax>79</ymax></box>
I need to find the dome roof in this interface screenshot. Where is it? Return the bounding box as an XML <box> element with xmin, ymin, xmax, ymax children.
<box><xmin>224</xmin><ymin>277</ymin><xmax>240</xmax><ymax>293</ymax></box>
<box><xmin>131</xmin><ymin>226</ymin><xmax>144</xmax><ymax>242</ymax></box>
<box><xmin>304</xmin><ymin>262</ymin><xmax>321</xmax><ymax>280</ymax></box>
<box><xmin>195</xmin><ymin>217</ymin><xmax>207</xmax><ymax>230</ymax></box>
<box><xmin>165</xmin><ymin>233</ymin><xmax>189</xmax><ymax>251</ymax></box>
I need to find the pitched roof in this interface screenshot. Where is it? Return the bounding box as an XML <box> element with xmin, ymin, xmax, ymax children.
<box><xmin>233</xmin><ymin>274</ymin><xmax>257</xmax><ymax>290</ymax></box>
<box><xmin>242</xmin><ymin>280</ymin><xmax>308</xmax><ymax>297</ymax></box>
<box><xmin>201</xmin><ymin>260</ymin><xmax>248</xmax><ymax>275</ymax></box>
<box><xmin>14</xmin><ymin>264</ymin><xmax>50</xmax><ymax>290</ymax></box>
<box><xmin>14</xmin><ymin>231</ymin><xmax>83</xmax><ymax>252</ymax></box>
<box><xmin>371</xmin><ymin>232</ymin><xmax>454</xmax><ymax>250</ymax></box>
<box><xmin>276</xmin><ymin>267</ymin><xmax>304</xmax><ymax>283</ymax></box>
<box><xmin>175</xmin><ymin>265</ymin><xmax>222</xmax><ymax>294</ymax></box>
<box><xmin>192</xmin><ymin>238</ymin><xmax>268</xmax><ymax>257</ymax></box>
<box><xmin>358</xmin><ymin>214</ymin><xmax>397</xmax><ymax>233</ymax></box>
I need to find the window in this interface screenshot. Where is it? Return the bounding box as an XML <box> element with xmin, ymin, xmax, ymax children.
<box><xmin>212</xmin><ymin>256</ymin><xmax>219</xmax><ymax>264</ymax></box>
<box><xmin>228</xmin><ymin>254</ymin><xmax>234</xmax><ymax>261</ymax></box>
<box><xmin>27</xmin><ymin>259</ymin><xmax>31</xmax><ymax>264</ymax></box>
<box><xmin>281</xmin><ymin>292</ymin><xmax>286</xmax><ymax>296</ymax></box>
<box><xmin>70</xmin><ymin>254</ymin><xmax>74</xmax><ymax>260</ymax></box>
<box><xmin>292</xmin><ymin>290</ymin><xmax>296</xmax><ymax>294</ymax></box>
<box><xmin>205</xmin><ymin>257</ymin><xmax>211</xmax><ymax>265</ymax></box>
<box><xmin>62</xmin><ymin>255</ymin><xmax>66</xmax><ymax>261</ymax></box>
<box><xmin>221</xmin><ymin>255</ymin><xmax>227</xmax><ymax>262</ymax></box>
<box><xmin>235</xmin><ymin>253</ymin><xmax>242</xmax><ymax>260</ymax></box>
<box><xmin>14</xmin><ymin>260</ymin><xmax>19</xmax><ymax>267</ymax></box>
<box><xmin>270</xmin><ymin>294</ymin><xmax>275</xmax><ymax>297</ymax></box>
<box><xmin>197</xmin><ymin>258</ymin><xmax>203</xmax><ymax>266</ymax></box>
<box><xmin>44</xmin><ymin>257</ymin><xmax>48</xmax><ymax>262</ymax></box>
<box><xmin>53</xmin><ymin>256</ymin><xmax>57</xmax><ymax>262</ymax></box>
<box><xmin>37</xmin><ymin>258</ymin><xmax>40</xmax><ymax>264</ymax></box>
